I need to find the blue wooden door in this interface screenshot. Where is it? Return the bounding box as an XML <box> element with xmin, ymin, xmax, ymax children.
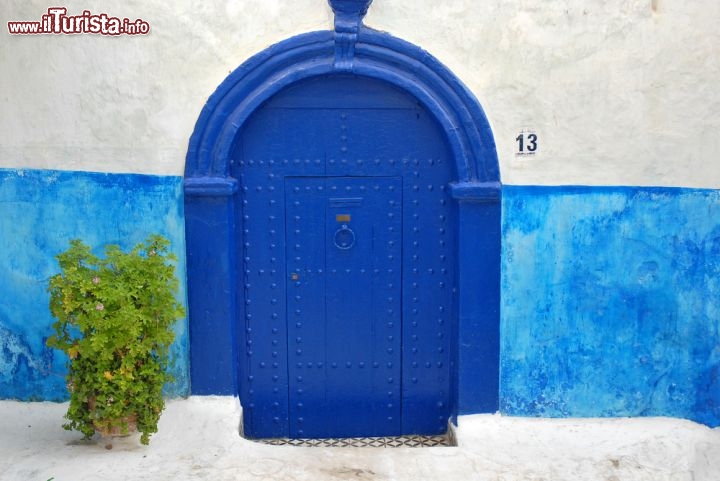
<box><xmin>285</xmin><ymin>176</ymin><xmax>402</xmax><ymax>437</ymax></box>
<box><xmin>236</xmin><ymin>75</ymin><xmax>455</xmax><ymax>439</ymax></box>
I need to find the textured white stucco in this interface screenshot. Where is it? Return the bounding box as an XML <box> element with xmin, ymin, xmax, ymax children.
<box><xmin>2</xmin><ymin>1</ymin><xmax>719</xmax><ymax>187</ymax></box>
<box><xmin>0</xmin><ymin>0</ymin><xmax>331</xmax><ymax>176</ymax></box>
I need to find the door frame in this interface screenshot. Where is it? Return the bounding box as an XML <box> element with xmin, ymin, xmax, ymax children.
<box><xmin>184</xmin><ymin>5</ymin><xmax>501</xmax><ymax>428</ymax></box>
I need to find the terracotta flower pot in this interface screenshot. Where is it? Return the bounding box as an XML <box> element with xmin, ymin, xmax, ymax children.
<box><xmin>87</xmin><ymin>396</ymin><xmax>138</xmax><ymax>437</ymax></box>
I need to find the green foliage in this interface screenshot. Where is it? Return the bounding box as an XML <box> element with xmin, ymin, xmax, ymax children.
<box><xmin>46</xmin><ymin>235</ymin><xmax>185</xmax><ymax>445</ymax></box>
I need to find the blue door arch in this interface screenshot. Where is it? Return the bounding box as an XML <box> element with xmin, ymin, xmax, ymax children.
<box><xmin>184</xmin><ymin>0</ymin><xmax>501</xmax><ymax>439</ymax></box>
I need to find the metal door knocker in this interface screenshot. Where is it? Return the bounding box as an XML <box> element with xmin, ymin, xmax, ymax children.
<box><xmin>334</xmin><ymin>224</ymin><xmax>355</xmax><ymax>250</ymax></box>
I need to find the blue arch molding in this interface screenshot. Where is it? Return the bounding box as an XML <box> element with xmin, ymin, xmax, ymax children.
<box><xmin>184</xmin><ymin>22</ymin><xmax>501</xmax><ymax>417</ymax></box>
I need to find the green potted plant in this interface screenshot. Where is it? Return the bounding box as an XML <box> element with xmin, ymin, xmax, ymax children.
<box><xmin>46</xmin><ymin>234</ymin><xmax>185</xmax><ymax>445</ymax></box>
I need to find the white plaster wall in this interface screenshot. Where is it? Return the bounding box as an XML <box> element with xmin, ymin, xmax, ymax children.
<box><xmin>0</xmin><ymin>0</ymin><xmax>331</xmax><ymax>176</ymax></box>
<box><xmin>2</xmin><ymin>0</ymin><xmax>719</xmax><ymax>187</ymax></box>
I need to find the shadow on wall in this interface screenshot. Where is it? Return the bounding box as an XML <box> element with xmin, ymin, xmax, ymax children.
<box><xmin>0</xmin><ymin>168</ymin><xmax>190</xmax><ymax>401</ymax></box>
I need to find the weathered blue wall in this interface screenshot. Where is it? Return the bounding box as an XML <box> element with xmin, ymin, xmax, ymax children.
<box><xmin>501</xmin><ymin>186</ymin><xmax>720</xmax><ymax>427</ymax></box>
<box><xmin>0</xmin><ymin>168</ymin><xmax>189</xmax><ymax>400</ymax></box>
<box><xmin>4</xmin><ymin>172</ymin><xmax>719</xmax><ymax>428</ymax></box>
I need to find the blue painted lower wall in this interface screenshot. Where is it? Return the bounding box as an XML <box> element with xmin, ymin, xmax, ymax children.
<box><xmin>2</xmin><ymin>171</ymin><xmax>718</xmax><ymax>428</ymax></box>
<box><xmin>501</xmin><ymin>186</ymin><xmax>720</xmax><ymax>427</ymax></box>
<box><xmin>0</xmin><ymin>168</ymin><xmax>189</xmax><ymax>400</ymax></box>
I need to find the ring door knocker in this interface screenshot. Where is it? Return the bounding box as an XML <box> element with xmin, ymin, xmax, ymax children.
<box><xmin>334</xmin><ymin>224</ymin><xmax>356</xmax><ymax>250</ymax></box>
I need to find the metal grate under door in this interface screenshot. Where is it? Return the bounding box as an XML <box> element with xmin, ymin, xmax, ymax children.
<box><xmin>254</xmin><ymin>433</ymin><xmax>455</xmax><ymax>448</ymax></box>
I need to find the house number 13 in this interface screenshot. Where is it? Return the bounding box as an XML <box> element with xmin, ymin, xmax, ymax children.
<box><xmin>516</xmin><ymin>132</ymin><xmax>538</xmax><ymax>153</ymax></box>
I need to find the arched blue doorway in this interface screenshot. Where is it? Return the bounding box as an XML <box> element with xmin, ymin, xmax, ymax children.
<box><xmin>184</xmin><ymin>0</ymin><xmax>501</xmax><ymax>439</ymax></box>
